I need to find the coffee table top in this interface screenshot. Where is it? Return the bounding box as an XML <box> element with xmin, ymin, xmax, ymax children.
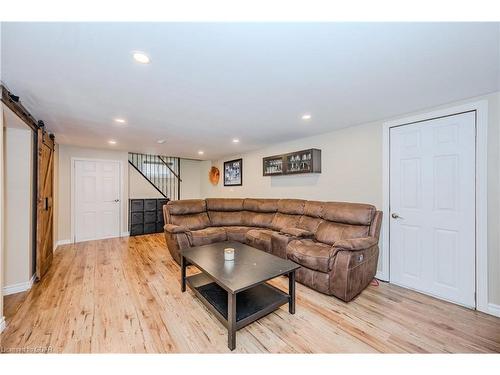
<box><xmin>181</xmin><ymin>241</ymin><xmax>299</xmax><ymax>293</ymax></box>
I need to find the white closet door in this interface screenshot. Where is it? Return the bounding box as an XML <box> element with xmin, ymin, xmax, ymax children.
<box><xmin>389</xmin><ymin>111</ymin><xmax>475</xmax><ymax>307</ymax></box>
<box><xmin>74</xmin><ymin>160</ymin><xmax>120</xmax><ymax>242</ymax></box>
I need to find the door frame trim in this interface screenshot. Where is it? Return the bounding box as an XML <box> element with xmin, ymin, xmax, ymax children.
<box><xmin>71</xmin><ymin>157</ymin><xmax>124</xmax><ymax>244</ymax></box>
<box><xmin>380</xmin><ymin>100</ymin><xmax>489</xmax><ymax>314</ymax></box>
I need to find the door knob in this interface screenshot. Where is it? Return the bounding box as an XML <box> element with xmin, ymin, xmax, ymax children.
<box><xmin>114</xmin><ymin>199</ymin><xmax>120</xmax><ymax>202</ymax></box>
<box><xmin>391</xmin><ymin>213</ymin><xmax>403</xmax><ymax>219</ymax></box>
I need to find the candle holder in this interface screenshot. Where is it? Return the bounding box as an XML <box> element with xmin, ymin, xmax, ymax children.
<box><xmin>224</xmin><ymin>247</ymin><xmax>235</xmax><ymax>261</ymax></box>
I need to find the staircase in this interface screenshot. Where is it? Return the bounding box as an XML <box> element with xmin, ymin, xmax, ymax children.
<box><xmin>128</xmin><ymin>153</ymin><xmax>181</xmax><ymax>200</ymax></box>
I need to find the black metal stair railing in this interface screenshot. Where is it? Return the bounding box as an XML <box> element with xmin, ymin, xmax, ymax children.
<box><xmin>128</xmin><ymin>153</ymin><xmax>181</xmax><ymax>200</ymax></box>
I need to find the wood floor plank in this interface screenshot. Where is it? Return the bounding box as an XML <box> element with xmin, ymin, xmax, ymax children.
<box><xmin>1</xmin><ymin>233</ymin><xmax>499</xmax><ymax>353</ymax></box>
<box><xmin>3</xmin><ymin>292</ymin><xmax>28</xmax><ymax>325</ymax></box>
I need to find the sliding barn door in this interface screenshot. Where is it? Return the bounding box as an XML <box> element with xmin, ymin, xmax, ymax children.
<box><xmin>36</xmin><ymin>129</ymin><xmax>55</xmax><ymax>279</ymax></box>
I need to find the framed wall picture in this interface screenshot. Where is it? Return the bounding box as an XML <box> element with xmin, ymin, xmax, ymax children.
<box><xmin>223</xmin><ymin>158</ymin><xmax>243</xmax><ymax>186</ymax></box>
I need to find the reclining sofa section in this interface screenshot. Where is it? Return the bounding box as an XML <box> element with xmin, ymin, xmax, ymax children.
<box><xmin>163</xmin><ymin>198</ymin><xmax>382</xmax><ymax>302</ymax></box>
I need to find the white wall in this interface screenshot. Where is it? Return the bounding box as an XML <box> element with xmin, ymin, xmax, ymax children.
<box><xmin>200</xmin><ymin>92</ymin><xmax>500</xmax><ymax>307</ymax></box>
<box><xmin>128</xmin><ymin>164</ymin><xmax>164</xmax><ymax>199</ymax></box>
<box><xmin>3</xmin><ymin>126</ymin><xmax>34</xmax><ymax>290</ymax></box>
<box><xmin>180</xmin><ymin>159</ymin><xmax>202</xmax><ymax>199</ymax></box>
<box><xmin>201</xmin><ymin>120</ymin><xmax>382</xmax><ymax>204</ymax></box>
<box><xmin>489</xmin><ymin>91</ymin><xmax>500</xmax><ymax>305</ymax></box>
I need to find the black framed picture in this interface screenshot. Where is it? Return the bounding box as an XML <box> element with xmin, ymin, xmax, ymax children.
<box><xmin>223</xmin><ymin>158</ymin><xmax>243</xmax><ymax>186</ymax></box>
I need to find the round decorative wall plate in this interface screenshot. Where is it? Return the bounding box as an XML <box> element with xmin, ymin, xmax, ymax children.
<box><xmin>209</xmin><ymin>166</ymin><xmax>220</xmax><ymax>185</ymax></box>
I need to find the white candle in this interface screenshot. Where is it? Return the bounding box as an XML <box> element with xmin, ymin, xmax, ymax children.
<box><xmin>224</xmin><ymin>248</ymin><xmax>235</xmax><ymax>261</ymax></box>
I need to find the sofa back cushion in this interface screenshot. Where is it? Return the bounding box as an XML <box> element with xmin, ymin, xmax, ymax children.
<box><xmin>242</xmin><ymin>211</ymin><xmax>275</xmax><ymax>228</ymax></box>
<box><xmin>241</xmin><ymin>199</ymin><xmax>278</xmax><ymax>228</ymax></box>
<box><xmin>167</xmin><ymin>199</ymin><xmax>206</xmax><ymax>215</ymax></box>
<box><xmin>206</xmin><ymin>198</ymin><xmax>244</xmax><ymax>226</ymax></box>
<box><xmin>171</xmin><ymin>213</ymin><xmax>211</xmax><ymax>230</ymax></box>
<box><xmin>298</xmin><ymin>215</ymin><xmax>323</xmax><ymax>232</ymax></box>
<box><xmin>294</xmin><ymin>201</ymin><xmax>324</xmax><ymax>233</ymax></box>
<box><xmin>208</xmin><ymin>211</ymin><xmax>243</xmax><ymax>226</ymax></box>
<box><xmin>315</xmin><ymin>221</ymin><xmax>370</xmax><ymax>245</ymax></box>
<box><xmin>277</xmin><ymin>199</ymin><xmax>305</xmax><ymax>215</ymax></box>
<box><xmin>271</xmin><ymin>212</ymin><xmax>300</xmax><ymax>231</ymax></box>
<box><xmin>321</xmin><ymin>202</ymin><xmax>375</xmax><ymax>225</ymax></box>
<box><xmin>312</xmin><ymin>201</ymin><xmax>375</xmax><ymax>244</ymax></box>
<box><xmin>243</xmin><ymin>198</ymin><xmax>279</xmax><ymax>213</ymax></box>
<box><xmin>369</xmin><ymin>211</ymin><xmax>383</xmax><ymax>239</ymax></box>
<box><xmin>304</xmin><ymin>200</ymin><xmax>323</xmax><ymax>218</ymax></box>
<box><xmin>206</xmin><ymin>198</ymin><xmax>244</xmax><ymax>211</ymax></box>
<box><xmin>165</xmin><ymin>199</ymin><xmax>210</xmax><ymax>230</ymax></box>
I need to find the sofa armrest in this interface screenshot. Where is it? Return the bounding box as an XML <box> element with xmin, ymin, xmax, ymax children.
<box><xmin>280</xmin><ymin>227</ymin><xmax>314</xmax><ymax>238</ymax></box>
<box><xmin>271</xmin><ymin>232</ymin><xmax>296</xmax><ymax>259</ymax></box>
<box><xmin>333</xmin><ymin>237</ymin><xmax>378</xmax><ymax>251</ymax></box>
<box><xmin>164</xmin><ymin>224</ymin><xmax>190</xmax><ymax>234</ymax></box>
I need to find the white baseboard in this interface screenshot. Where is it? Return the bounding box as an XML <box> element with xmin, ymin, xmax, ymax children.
<box><xmin>3</xmin><ymin>273</ymin><xmax>36</xmax><ymax>296</ymax></box>
<box><xmin>375</xmin><ymin>270</ymin><xmax>389</xmax><ymax>282</ymax></box>
<box><xmin>54</xmin><ymin>239</ymin><xmax>72</xmax><ymax>251</ymax></box>
<box><xmin>0</xmin><ymin>316</ymin><xmax>6</xmax><ymax>333</ymax></box>
<box><xmin>121</xmin><ymin>231</ymin><xmax>130</xmax><ymax>237</ymax></box>
<box><xmin>56</xmin><ymin>239</ymin><xmax>72</xmax><ymax>247</ymax></box>
<box><xmin>486</xmin><ymin>303</ymin><xmax>500</xmax><ymax>318</ymax></box>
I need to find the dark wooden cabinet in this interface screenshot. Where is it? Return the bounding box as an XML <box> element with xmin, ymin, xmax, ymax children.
<box><xmin>129</xmin><ymin>198</ymin><xmax>169</xmax><ymax>236</ymax></box>
<box><xmin>263</xmin><ymin>148</ymin><xmax>321</xmax><ymax>176</ymax></box>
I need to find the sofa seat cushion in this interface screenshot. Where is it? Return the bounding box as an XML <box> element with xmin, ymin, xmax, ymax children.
<box><xmin>224</xmin><ymin>226</ymin><xmax>258</xmax><ymax>243</ymax></box>
<box><xmin>188</xmin><ymin>227</ymin><xmax>227</xmax><ymax>247</ymax></box>
<box><xmin>245</xmin><ymin>228</ymin><xmax>278</xmax><ymax>253</ymax></box>
<box><xmin>287</xmin><ymin>239</ymin><xmax>336</xmax><ymax>273</ymax></box>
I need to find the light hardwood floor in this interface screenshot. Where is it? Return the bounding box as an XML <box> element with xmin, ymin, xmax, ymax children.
<box><xmin>3</xmin><ymin>291</ymin><xmax>28</xmax><ymax>326</ymax></box>
<box><xmin>1</xmin><ymin>233</ymin><xmax>499</xmax><ymax>353</ymax></box>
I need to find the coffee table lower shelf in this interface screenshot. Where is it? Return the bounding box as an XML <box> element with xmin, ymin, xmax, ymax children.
<box><xmin>186</xmin><ymin>273</ymin><xmax>290</xmax><ymax>332</ymax></box>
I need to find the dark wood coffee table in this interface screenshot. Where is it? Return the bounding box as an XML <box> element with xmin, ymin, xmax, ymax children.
<box><xmin>180</xmin><ymin>241</ymin><xmax>299</xmax><ymax>350</ymax></box>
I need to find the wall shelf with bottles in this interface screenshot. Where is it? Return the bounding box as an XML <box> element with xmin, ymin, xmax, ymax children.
<box><xmin>263</xmin><ymin>148</ymin><xmax>321</xmax><ymax>176</ymax></box>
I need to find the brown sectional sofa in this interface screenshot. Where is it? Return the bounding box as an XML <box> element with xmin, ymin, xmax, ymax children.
<box><xmin>163</xmin><ymin>198</ymin><xmax>382</xmax><ymax>302</ymax></box>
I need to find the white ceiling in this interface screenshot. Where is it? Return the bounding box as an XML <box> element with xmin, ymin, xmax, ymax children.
<box><xmin>1</xmin><ymin>22</ymin><xmax>499</xmax><ymax>159</ymax></box>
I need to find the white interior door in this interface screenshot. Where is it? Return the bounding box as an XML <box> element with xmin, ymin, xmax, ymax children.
<box><xmin>389</xmin><ymin>111</ymin><xmax>476</xmax><ymax>308</ymax></box>
<box><xmin>74</xmin><ymin>159</ymin><xmax>121</xmax><ymax>242</ymax></box>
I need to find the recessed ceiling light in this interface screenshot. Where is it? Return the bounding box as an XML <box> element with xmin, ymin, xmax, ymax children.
<box><xmin>114</xmin><ymin>118</ymin><xmax>126</xmax><ymax>124</ymax></box>
<box><xmin>198</xmin><ymin>150</ymin><xmax>204</xmax><ymax>155</ymax></box>
<box><xmin>108</xmin><ymin>140</ymin><xmax>117</xmax><ymax>145</ymax></box>
<box><xmin>232</xmin><ymin>138</ymin><xmax>240</xmax><ymax>143</ymax></box>
<box><xmin>157</xmin><ymin>139</ymin><xmax>166</xmax><ymax>144</ymax></box>
<box><xmin>132</xmin><ymin>51</ymin><xmax>151</xmax><ymax>64</ymax></box>
<box><xmin>301</xmin><ymin>113</ymin><xmax>312</xmax><ymax>120</ymax></box>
